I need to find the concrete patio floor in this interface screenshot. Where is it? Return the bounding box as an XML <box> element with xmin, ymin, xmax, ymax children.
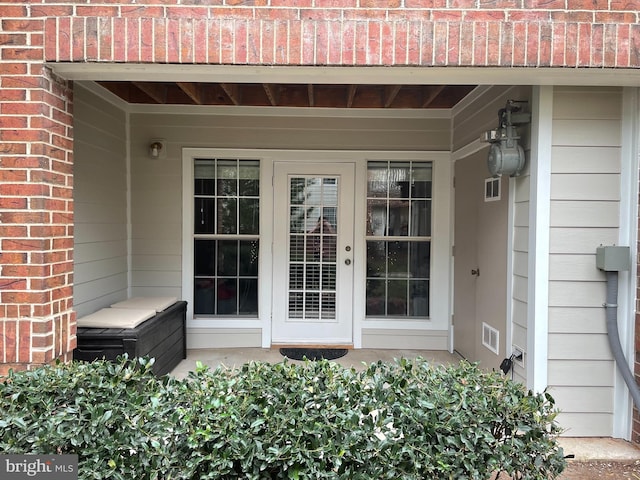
<box><xmin>170</xmin><ymin>348</ymin><xmax>640</xmax><ymax>463</ymax></box>
<box><xmin>170</xmin><ymin>347</ymin><xmax>461</xmax><ymax>378</ymax></box>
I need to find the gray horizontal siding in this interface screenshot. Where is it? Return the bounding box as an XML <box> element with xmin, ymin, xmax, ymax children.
<box><xmin>73</xmin><ymin>85</ymin><xmax>128</xmax><ymax>317</ymax></box>
<box><xmin>546</xmin><ymin>86</ymin><xmax>623</xmax><ymax>437</ymax></box>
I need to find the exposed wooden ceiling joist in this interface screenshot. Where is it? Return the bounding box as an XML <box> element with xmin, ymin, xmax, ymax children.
<box><xmin>97</xmin><ymin>81</ymin><xmax>476</xmax><ymax>109</ymax></box>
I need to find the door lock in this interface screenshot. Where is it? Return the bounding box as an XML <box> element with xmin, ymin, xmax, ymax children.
<box><xmin>345</xmin><ymin>259</ymin><xmax>351</xmax><ymax>265</ymax></box>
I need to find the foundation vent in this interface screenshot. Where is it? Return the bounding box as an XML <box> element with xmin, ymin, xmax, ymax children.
<box><xmin>482</xmin><ymin>322</ymin><xmax>499</xmax><ymax>355</ymax></box>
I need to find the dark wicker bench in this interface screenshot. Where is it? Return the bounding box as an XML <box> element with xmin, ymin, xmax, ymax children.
<box><xmin>74</xmin><ymin>300</ymin><xmax>187</xmax><ymax>376</ymax></box>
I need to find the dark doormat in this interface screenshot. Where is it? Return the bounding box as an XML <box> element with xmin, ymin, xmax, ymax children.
<box><xmin>279</xmin><ymin>348</ymin><xmax>348</xmax><ymax>361</ymax></box>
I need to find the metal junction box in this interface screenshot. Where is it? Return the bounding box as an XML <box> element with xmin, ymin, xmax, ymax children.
<box><xmin>596</xmin><ymin>245</ymin><xmax>630</xmax><ymax>272</ymax></box>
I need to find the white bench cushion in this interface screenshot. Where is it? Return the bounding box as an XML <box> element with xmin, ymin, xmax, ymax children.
<box><xmin>110</xmin><ymin>296</ymin><xmax>178</xmax><ymax>312</ymax></box>
<box><xmin>77</xmin><ymin>308</ymin><xmax>156</xmax><ymax>329</ymax></box>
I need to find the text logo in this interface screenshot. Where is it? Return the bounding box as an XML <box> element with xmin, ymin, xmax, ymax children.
<box><xmin>0</xmin><ymin>455</ymin><xmax>77</xmax><ymax>479</ymax></box>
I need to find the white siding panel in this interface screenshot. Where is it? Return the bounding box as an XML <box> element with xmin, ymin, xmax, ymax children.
<box><xmin>73</xmin><ymin>85</ymin><xmax>128</xmax><ymax>313</ymax></box>
<box><xmin>512</xmin><ymin>251</ymin><xmax>528</xmax><ymax>277</ymax></box>
<box><xmin>551</xmin><ymin>146</ymin><xmax>620</xmax><ymax>174</ymax></box>
<box><xmin>512</xmin><ymin>275</ymin><xmax>528</xmax><ymax>303</ymax></box>
<box><xmin>74</xmin><ymin>240</ymin><xmax>127</xmax><ymax>263</ymax></box>
<box><xmin>187</xmin><ymin>328</ymin><xmax>262</xmax><ymax>348</ymax></box>
<box><xmin>557</xmin><ymin>413</ymin><xmax>613</xmax><ymax>437</ymax></box>
<box><xmin>514</xmin><ymin>177</ymin><xmax>530</xmax><ymax>203</ymax></box>
<box><xmin>362</xmin><ymin>329</ymin><xmax>448</xmax><ymax>350</ymax></box>
<box><xmin>548</xmin><ymin>333</ymin><xmax>611</xmax><ymax>360</ymax></box>
<box><xmin>549</xmin><ymin>228</ymin><xmax>619</xmax><ymax>254</ymax></box>
<box><xmin>552</xmin><ymin>120</ymin><xmax>621</xmax><ymax>147</ymax></box>
<box><xmin>550</xmin><ymin>201</ymin><xmax>619</xmax><ymax>228</ymax></box>
<box><xmin>548</xmin><ymin>306</ymin><xmax>606</xmax><ymax>334</ymax></box>
<box><xmin>74</xmin><ymin>258</ymin><xmax>127</xmax><ymax>283</ymax></box>
<box><xmin>74</xmin><ymin>222</ymin><xmax>126</xmax><ymax>244</ymax></box>
<box><xmin>512</xmin><ymin>226</ymin><xmax>529</xmax><ymax>252</ymax></box>
<box><xmin>548</xmin><ymin>280</ymin><xmax>606</xmax><ymax>307</ymax></box>
<box><xmin>132</xmin><ymin>255</ymin><xmax>182</xmax><ymax>271</ymax></box>
<box><xmin>548</xmin><ymin>254</ymin><xmax>605</xmax><ymax>281</ymax></box>
<box><xmin>545</xmin><ymin>87</ymin><xmax>623</xmax><ymax>437</ymax></box>
<box><xmin>512</xmin><ymin>300</ymin><xmax>527</xmax><ymax>330</ymax></box>
<box><xmin>553</xmin><ymin>88</ymin><xmax>622</xmax><ymax>119</ymax></box>
<box><xmin>132</xmin><ymin>286</ymin><xmax>183</xmax><ymax>298</ymax></box>
<box><xmin>131</xmin><ymin>238</ymin><xmax>182</xmax><ymax>256</ymax></box>
<box><xmin>513</xmin><ymin>203</ymin><xmax>529</xmax><ymax>227</ymax></box>
<box><xmin>550</xmin><ymin>386</ymin><xmax>614</xmax><ymax>413</ymax></box>
<box><xmin>547</xmin><ymin>360</ymin><xmax>615</xmax><ymax>386</ymax></box>
<box><xmin>74</xmin><ymin>274</ymin><xmax>128</xmax><ymax>308</ymax></box>
<box><xmin>550</xmin><ymin>174</ymin><xmax>620</xmax><ymax>201</ymax></box>
<box><xmin>132</xmin><ymin>271</ymin><xmax>181</xmax><ymax>288</ymax></box>
<box><xmin>133</xmin><ymin>114</ymin><xmax>452</xmax><ymax>152</ymax></box>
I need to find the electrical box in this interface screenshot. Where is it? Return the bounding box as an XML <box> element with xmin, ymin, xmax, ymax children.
<box><xmin>596</xmin><ymin>246</ymin><xmax>630</xmax><ymax>272</ymax></box>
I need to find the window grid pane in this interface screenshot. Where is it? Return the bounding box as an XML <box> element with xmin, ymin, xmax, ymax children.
<box><xmin>194</xmin><ymin>158</ymin><xmax>259</xmax><ymax>317</ymax></box>
<box><xmin>366</xmin><ymin>161</ymin><xmax>432</xmax><ymax>319</ymax></box>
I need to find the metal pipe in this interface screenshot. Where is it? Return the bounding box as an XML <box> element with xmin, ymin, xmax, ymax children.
<box><xmin>604</xmin><ymin>271</ymin><xmax>640</xmax><ymax>411</ymax></box>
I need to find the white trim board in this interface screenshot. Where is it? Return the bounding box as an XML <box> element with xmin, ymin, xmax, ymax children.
<box><xmin>528</xmin><ymin>86</ymin><xmax>552</xmax><ymax>393</ymax></box>
<box><xmin>51</xmin><ymin>64</ymin><xmax>640</xmax><ymax>87</ymax></box>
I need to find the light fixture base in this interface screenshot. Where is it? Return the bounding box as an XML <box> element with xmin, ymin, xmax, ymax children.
<box><xmin>148</xmin><ymin>139</ymin><xmax>166</xmax><ymax>159</ymax></box>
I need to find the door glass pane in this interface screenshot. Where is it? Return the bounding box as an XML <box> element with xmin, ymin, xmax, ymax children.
<box><xmin>287</xmin><ymin>175</ymin><xmax>338</xmax><ymax>321</ymax></box>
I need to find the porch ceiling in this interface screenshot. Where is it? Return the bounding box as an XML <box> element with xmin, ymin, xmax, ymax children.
<box><xmin>96</xmin><ymin>81</ymin><xmax>476</xmax><ymax>109</ymax></box>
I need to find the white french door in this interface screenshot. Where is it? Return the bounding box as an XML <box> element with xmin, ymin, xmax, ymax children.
<box><xmin>272</xmin><ymin>162</ymin><xmax>355</xmax><ymax>345</ymax></box>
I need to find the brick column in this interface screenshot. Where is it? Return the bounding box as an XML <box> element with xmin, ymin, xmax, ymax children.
<box><xmin>0</xmin><ymin>6</ymin><xmax>75</xmax><ymax>375</ymax></box>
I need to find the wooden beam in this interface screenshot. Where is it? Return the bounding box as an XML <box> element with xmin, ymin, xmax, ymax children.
<box><xmin>307</xmin><ymin>84</ymin><xmax>315</xmax><ymax>107</ymax></box>
<box><xmin>220</xmin><ymin>83</ymin><xmax>241</xmax><ymax>105</ymax></box>
<box><xmin>384</xmin><ymin>85</ymin><xmax>402</xmax><ymax>108</ymax></box>
<box><xmin>263</xmin><ymin>84</ymin><xmax>279</xmax><ymax>106</ymax></box>
<box><xmin>176</xmin><ymin>82</ymin><xmax>202</xmax><ymax>105</ymax></box>
<box><xmin>346</xmin><ymin>85</ymin><xmax>357</xmax><ymax>108</ymax></box>
<box><xmin>132</xmin><ymin>82</ymin><xmax>168</xmax><ymax>103</ymax></box>
<box><xmin>421</xmin><ymin>85</ymin><xmax>446</xmax><ymax>108</ymax></box>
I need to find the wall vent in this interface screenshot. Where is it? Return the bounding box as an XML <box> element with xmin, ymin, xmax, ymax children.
<box><xmin>484</xmin><ymin>177</ymin><xmax>501</xmax><ymax>202</ymax></box>
<box><xmin>482</xmin><ymin>322</ymin><xmax>499</xmax><ymax>355</ymax></box>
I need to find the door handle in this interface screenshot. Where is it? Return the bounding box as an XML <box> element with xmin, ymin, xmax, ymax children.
<box><xmin>471</xmin><ymin>268</ymin><xmax>480</xmax><ymax>277</ymax></box>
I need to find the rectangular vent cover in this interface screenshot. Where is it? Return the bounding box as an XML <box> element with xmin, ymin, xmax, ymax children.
<box><xmin>484</xmin><ymin>177</ymin><xmax>501</xmax><ymax>201</ymax></box>
<box><xmin>482</xmin><ymin>322</ymin><xmax>499</xmax><ymax>355</ymax></box>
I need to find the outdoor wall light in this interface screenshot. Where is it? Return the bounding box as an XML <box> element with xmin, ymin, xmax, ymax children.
<box><xmin>481</xmin><ymin>100</ymin><xmax>531</xmax><ymax>177</ymax></box>
<box><xmin>149</xmin><ymin>140</ymin><xmax>165</xmax><ymax>159</ymax></box>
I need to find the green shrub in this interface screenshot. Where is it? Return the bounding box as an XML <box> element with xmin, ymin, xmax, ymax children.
<box><xmin>0</xmin><ymin>356</ymin><xmax>565</xmax><ymax>479</ymax></box>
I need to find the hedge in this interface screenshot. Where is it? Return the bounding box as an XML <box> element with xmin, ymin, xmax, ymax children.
<box><xmin>0</xmin><ymin>356</ymin><xmax>566</xmax><ymax>479</ymax></box>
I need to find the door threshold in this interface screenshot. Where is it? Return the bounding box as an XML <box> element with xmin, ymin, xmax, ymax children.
<box><xmin>271</xmin><ymin>344</ymin><xmax>354</xmax><ymax>350</ymax></box>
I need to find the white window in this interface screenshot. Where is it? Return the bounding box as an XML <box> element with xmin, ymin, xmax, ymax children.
<box><xmin>365</xmin><ymin>161</ymin><xmax>432</xmax><ymax>318</ymax></box>
<box><xmin>192</xmin><ymin>158</ymin><xmax>260</xmax><ymax>317</ymax></box>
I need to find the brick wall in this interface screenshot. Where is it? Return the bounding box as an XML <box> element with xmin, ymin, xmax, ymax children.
<box><xmin>1</xmin><ymin>0</ymin><xmax>639</xmax><ymax>441</ymax></box>
<box><xmin>1</xmin><ymin>5</ymin><xmax>75</xmax><ymax>374</ymax></box>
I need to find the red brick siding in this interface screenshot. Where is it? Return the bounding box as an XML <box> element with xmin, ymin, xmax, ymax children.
<box><xmin>1</xmin><ymin>6</ymin><xmax>75</xmax><ymax>373</ymax></box>
<box><xmin>1</xmin><ymin>0</ymin><xmax>640</xmax><ymax>443</ymax></box>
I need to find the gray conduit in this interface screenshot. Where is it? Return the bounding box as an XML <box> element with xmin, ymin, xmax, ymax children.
<box><xmin>604</xmin><ymin>271</ymin><xmax>640</xmax><ymax>411</ymax></box>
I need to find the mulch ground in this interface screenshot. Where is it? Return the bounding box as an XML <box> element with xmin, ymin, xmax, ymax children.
<box><xmin>491</xmin><ymin>460</ymin><xmax>640</xmax><ymax>479</ymax></box>
<box><xmin>557</xmin><ymin>460</ymin><xmax>640</xmax><ymax>479</ymax></box>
